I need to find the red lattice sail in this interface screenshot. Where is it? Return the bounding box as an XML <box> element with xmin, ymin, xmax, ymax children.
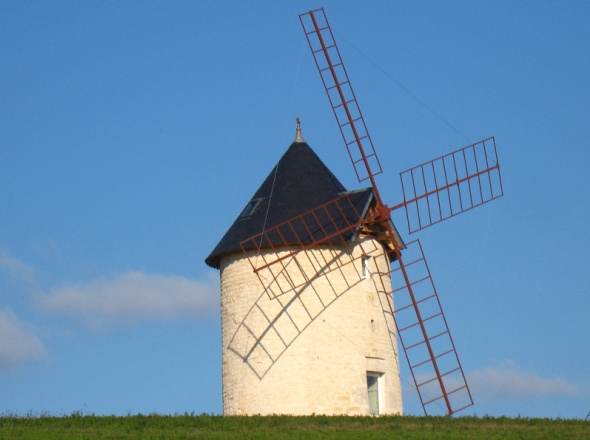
<box><xmin>376</xmin><ymin>240</ymin><xmax>473</xmax><ymax>415</ymax></box>
<box><xmin>399</xmin><ymin>137</ymin><xmax>503</xmax><ymax>233</ymax></box>
<box><xmin>240</xmin><ymin>194</ymin><xmax>383</xmax><ymax>299</ymax></box>
<box><xmin>300</xmin><ymin>8</ymin><xmax>383</xmax><ymax>184</ymax></box>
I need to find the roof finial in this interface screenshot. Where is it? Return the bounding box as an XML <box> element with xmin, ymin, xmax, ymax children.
<box><xmin>294</xmin><ymin>117</ymin><xmax>305</xmax><ymax>143</ymax></box>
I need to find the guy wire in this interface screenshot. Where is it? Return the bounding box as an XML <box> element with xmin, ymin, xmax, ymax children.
<box><xmin>332</xmin><ymin>28</ymin><xmax>472</xmax><ymax>145</ymax></box>
<box><xmin>256</xmin><ymin>40</ymin><xmax>306</xmax><ymax>259</ymax></box>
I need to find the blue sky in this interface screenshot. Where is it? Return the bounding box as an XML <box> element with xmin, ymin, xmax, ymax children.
<box><xmin>1</xmin><ymin>0</ymin><xmax>589</xmax><ymax>418</ymax></box>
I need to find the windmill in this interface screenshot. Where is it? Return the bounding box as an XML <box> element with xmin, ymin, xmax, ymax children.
<box><xmin>206</xmin><ymin>8</ymin><xmax>502</xmax><ymax>417</ymax></box>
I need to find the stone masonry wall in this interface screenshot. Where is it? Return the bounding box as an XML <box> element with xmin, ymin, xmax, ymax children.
<box><xmin>220</xmin><ymin>238</ymin><xmax>403</xmax><ymax>415</ymax></box>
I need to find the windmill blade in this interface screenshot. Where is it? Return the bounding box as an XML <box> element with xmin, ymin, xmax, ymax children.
<box><xmin>398</xmin><ymin>137</ymin><xmax>503</xmax><ymax>233</ymax></box>
<box><xmin>376</xmin><ymin>239</ymin><xmax>473</xmax><ymax>416</ymax></box>
<box><xmin>299</xmin><ymin>9</ymin><xmax>383</xmax><ymax>188</ymax></box>
<box><xmin>240</xmin><ymin>193</ymin><xmax>383</xmax><ymax>299</ymax></box>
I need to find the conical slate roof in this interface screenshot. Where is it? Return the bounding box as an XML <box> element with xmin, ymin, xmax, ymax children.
<box><xmin>205</xmin><ymin>141</ymin><xmax>373</xmax><ymax>269</ymax></box>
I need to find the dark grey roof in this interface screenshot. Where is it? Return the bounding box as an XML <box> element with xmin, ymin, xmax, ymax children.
<box><xmin>205</xmin><ymin>141</ymin><xmax>374</xmax><ymax>269</ymax></box>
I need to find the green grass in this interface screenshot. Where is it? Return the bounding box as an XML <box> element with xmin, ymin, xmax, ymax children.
<box><xmin>0</xmin><ymin>413</ymin><xmax>588</xmax><ymax>439</ymax></box>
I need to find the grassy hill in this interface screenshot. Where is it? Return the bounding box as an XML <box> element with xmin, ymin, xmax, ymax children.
<box><xmin>1</xmin><ymin>413</ymin><xmax>588</xmax><ymax>439</ymax></box>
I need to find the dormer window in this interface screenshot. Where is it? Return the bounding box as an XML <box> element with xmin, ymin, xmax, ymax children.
<box><xmin>241</xmin><ymin>198</ymin><xmax>263</xmax><ymax>218</ymax></box>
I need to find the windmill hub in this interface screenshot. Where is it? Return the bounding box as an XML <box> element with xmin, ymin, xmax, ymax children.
<box><xmin>376</xmin><ymin>204</ymin><xmax>391</xmax><ymax>221</ymax></box>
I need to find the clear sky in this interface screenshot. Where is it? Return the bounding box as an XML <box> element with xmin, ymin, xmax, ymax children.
<box><xmin>1</xmin><ymin>0</ymin><xmax>589</xmax><ymax>419</ymax></box>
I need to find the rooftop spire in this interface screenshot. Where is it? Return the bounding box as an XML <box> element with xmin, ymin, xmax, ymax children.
<box><xmin>294</xmin><ymin>117</ymin><xmax>305</xmax><ymax>143</ymax></box>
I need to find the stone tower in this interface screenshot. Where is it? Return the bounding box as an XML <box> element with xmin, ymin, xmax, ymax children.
<box><xmin>206</xmin><ymin>125</ymin><xmax>403</xmax><ymax>416</ymax></box>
